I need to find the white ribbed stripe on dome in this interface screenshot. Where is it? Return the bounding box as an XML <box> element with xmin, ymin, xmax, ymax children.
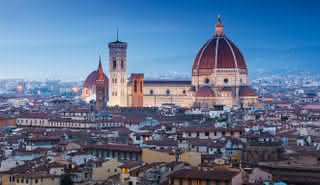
<box><xmin>215</xmin><ymin>37</ymin><xmax>219</xmax><ymax>70</ymax></box>
<box><xmin>224</xmin><ymin>37</ymin><xmax>238</xmax><ymax>68</ymax></box>
<box><xmin>196</xmin><ymin>38</ymin><xmax>214</xmax><ymax>68</ymax></box>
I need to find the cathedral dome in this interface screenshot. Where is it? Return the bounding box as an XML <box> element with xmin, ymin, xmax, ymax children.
<box><xmin>83</xmin><ymin>71</ymin><xmax>108</xmax><ymax>89</ymax></box>
<box><xmin>192</xmin><ymin>16</ymin><xmax>247</xmax><ymax>75</ymax></box>
<box><xmin>82</xmin><ymin>58</ymin><xmax>109</xmax><ymax>101</ymax></box>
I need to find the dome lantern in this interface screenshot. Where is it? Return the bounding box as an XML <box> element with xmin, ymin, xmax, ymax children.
<box><xmin>192</xmin><ymin>15</ymin><xmax>247</xmax><ymax>77</ymax></box>
<box><xmin>214</xmin><ymin>15</ymin><xmax>224</xmax><ymax>36</ymax></box>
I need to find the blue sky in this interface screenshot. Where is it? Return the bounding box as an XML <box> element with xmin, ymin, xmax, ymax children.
<box><xmin>0</xmin><ymin>0</ymin><xmax>319</xmax><ymax>81</ymax></box>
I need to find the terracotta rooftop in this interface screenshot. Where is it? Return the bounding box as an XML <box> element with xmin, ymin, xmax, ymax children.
<box><xmin>169</xmin><ymin>168</ymin><xmax>239</xmax><ymax>181</ymax></box>
<box><xmin>143</xmin><ymin>80</ymin><xmax>191</xmax><ymax>85</ymax></box>
<box><xmin>18</xmin><ymin>112</ymin><xmax>48</xmax><ymax>119</ymax></box>
<box><xmin>118</xmin><ymin>161</ymin><xmax>143</xmax><ymax>169</ymax></box>
<box><xmin>83</xmin><ymin>144</ymin><xmax>142</xmax><ymax>152</ymax></box>
<box><xmin>145</xmin><ymin>139</ymin><xmax>178</xmax><ymax>147</ymax></box>
<box><xmin>195</xmin><ymin>86</ymin><xmax>215</xmax><ymax>97</ymax></box>
<box><xmin>27</xmin><ymin>136</ymin><xmax>60</xmax><ymax>142</ymax></box>
<box><xmin>179</xmin><ymin>126</ymin><xmax>244</xmax><ymax>132</ymax></box>
<box><xmin>239</xmin><ymin>86</ymin><xmax>257</xmax><ymax>97</ymax></box>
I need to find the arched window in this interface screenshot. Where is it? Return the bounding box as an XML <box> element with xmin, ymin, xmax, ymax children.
<box><xmin>166</xmin><ymin>89</ymin><xmax>170</xmax><ymax>96</ymax></box>
<box><xmin>113</xmin><ymin>60</ymin><xmax>117</xmax><ymax>70</ymax></box>
<box><xmin>121</xmin><ymin>60</ymin><xmax>124</xmax><ymax>69</ymax></box>
<box><xmin>134</xmin><ymin>80</ymin><xmax>138</xmax><ymax>93</ymax></box>
<box><xmin>150</xmin><ymin>89</ymin><xmax>154</xmax><ymax>95</ymax></box>
<box><xmin>224</xmin><ymin>78</ymin><xmax>229</xmax><ymax>84</ymax></box>
<box><xmin>204</xmin><ymin>78</ymin><xmax>210</xmax><ymax>85</ymax></box>
<box><xmin>140</xmin><ymin>81</ymin><xmax>143</xmax><ymax>93</ymax></box>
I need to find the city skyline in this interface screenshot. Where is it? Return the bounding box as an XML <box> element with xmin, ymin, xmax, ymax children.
<box><xmin>1</xmin><ymin>1</ymin><xmax>320</xmax><ymax>184</ymax></box>
<box><xmin>0</xmin><ymin>0</ymin><xmax>319</xmax><ymax>81</ymax></box>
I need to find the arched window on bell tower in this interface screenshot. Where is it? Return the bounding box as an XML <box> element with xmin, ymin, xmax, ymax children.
<box><xmin>121</xmin><ymin>60</ymin><xmax>124</xmax><ymax>69</ymax></box>
<box><xmin>140</xmin><ymin>81</ymin><xmax>143</xmax><ymax>93</ymax></box>
<box><xmin>113</xmin><ymin>60</ymin><xmax>117</xmax><ymax>70</ymax></box>
<box><xmin>134</xmin><ymin>80</ymin><xmax>138</xmax><ymax>93</ymax></box>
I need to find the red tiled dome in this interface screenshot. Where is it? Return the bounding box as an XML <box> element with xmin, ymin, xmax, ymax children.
<box><xmin>192</xmin><ymin>17</ymin><xmax>247</xmax><ymax>75</ymax></box>
<box><xmin>195</xmin><ymin>86</ymin><xmax>215</xmax><ymax>97</ymax></box>
<box><xmin>83</xmin><ymin>70</ymin><xmax>108</xmax><ymax>89</ymax></box>
<box><xmin>192</xmin><ymin>37</ymin><xmax>247</xmax><ymax>72</ymax></box>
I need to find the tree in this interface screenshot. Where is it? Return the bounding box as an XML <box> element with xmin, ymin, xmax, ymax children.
<box><xmin>60</xmin><ymin>174</ymin><xmax>73</xmax><ymax>185</ymax></box>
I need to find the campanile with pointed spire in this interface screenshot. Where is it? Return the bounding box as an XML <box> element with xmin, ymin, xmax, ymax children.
<box><xmin>95</xmin><ymin>56</ymin><xmax>108</xmax><ymax>111</ymax></box>
<box><xmin>97</xmin><ymin>56</ymin><xmax>104</xmax><ymax>81</ymax></box>
<box><xmin>108</xmin><ymin>29</ymin><xmax>128</xmax><ymax>106</ymax></box>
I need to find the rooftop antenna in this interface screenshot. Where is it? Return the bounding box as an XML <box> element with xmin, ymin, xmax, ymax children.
<box><xmin>116</xmin><ymin>27</ymin><xmax>119</xmax><ymax>41</ymax></box>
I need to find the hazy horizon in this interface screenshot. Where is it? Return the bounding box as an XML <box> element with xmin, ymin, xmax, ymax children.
<box><xmin>0</xmin><ymin>0</ymin><xmax>319</xmax><ymax>81</ymax></box>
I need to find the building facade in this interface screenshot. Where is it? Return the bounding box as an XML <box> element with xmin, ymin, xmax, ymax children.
<box><xmin>83</xmin><ymin>144</ymin><xmax>142</xmax><ymax>161</ymax></box>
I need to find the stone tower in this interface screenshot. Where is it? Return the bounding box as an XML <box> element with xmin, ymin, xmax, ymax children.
<box><xmin>131</xmin><ymin>73</ymin><xmax>144</xmax><ymax>107</ymax></box>
<box><xmin>108</xmin><ymin>31</ymin><xmax>128</xmax><ymax>106</ymax></box>
<box><xmin>96</xmin><ymin>57</ymin><xmax>107</xmax><ymax>111</ymax></box>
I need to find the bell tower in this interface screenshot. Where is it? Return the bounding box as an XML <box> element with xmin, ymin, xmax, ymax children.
<box><xmin>131</xmin><ymin>73</ymin><xmax>144</xmax><ymax>107</ymax></box>
<box><xmin>108</xmin><ymin>30</ymin><xmax>128</xmax><ymax>106</ymax></box>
